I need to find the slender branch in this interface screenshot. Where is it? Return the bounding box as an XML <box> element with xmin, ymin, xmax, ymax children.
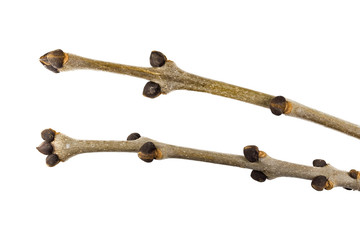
<box><xmin>37</xmin><ymin>129</ymin><xmax>360</xmax><ymax>191</ymax></box>
<box><xmin>39</xmin><ymin>49</ymin><xmax>360</xmax><ymax>139</ymax></box>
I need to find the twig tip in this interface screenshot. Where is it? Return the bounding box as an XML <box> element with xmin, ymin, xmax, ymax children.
<box><xmin>39</xmin><ymin>49</ymin><xmax>68</xmax><ymax>73</ymax></box>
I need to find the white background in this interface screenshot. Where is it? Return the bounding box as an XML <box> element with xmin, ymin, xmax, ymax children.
<box><xmin>1</xmin><ymin>0</ymin><xmax>360</xmax><ymax>239</ymax></box>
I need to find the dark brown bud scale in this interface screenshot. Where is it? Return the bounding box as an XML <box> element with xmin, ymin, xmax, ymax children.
<box><xmin>313</xmin><ymin>159</ymin><xmax>327</xmax><ymax>167</ymax></box>
<box><xmin>138</xmin><ymin>142</ymin><xmax>157</xmax><ymax>163</ymax></box>
<box><xmin>270</xmin><ymin>96</ymin><xmax>291</xmax><ymax>116</ymax></box>
<box><xmin>46</xmin><ymin>154</ymin><xmax>60</xmax><ymax>167</ymax></box>
<box><xmin>41</xmin><ymin>129</ymin><xmax>56</xmax><ymax>142</ymax></box>
<box><xmin>243</xmin><ymin>145</ymin><xmax>259</xmax><ymax>162</ymax></box>
<box><xmin>311</xmin><ymin>175</ymin><xmax>328</xmax><ymax>191</ymax></box>
<box><xmin>349</xmin><ymin>169</ymin><xmax>359</xmax><ymax>180</ymax></box>
<box><xmin>39</xmin><ymin>49</ymin><xmax>67</xmax><ymax>73</ymax></box>
<box><xmin>127</xmin><ymin>133</ymin><xmax>141</xmax><ymax>141</ymax></box>
<box><xmin>42</xmin><ymin>64</ymin><xmax>60</xmax><ymax>73</ymax></box>
<box><xmin>36</xmin><ymin>142</ymin><xmax>53</xmax><ymax>155</ymax></box>
<box><xmin>250</xmin><ymin>170</ymin><xmax>267</xmax><ymax>182</ymax></box>
<box><xmin>143</xmin><ymin>81</ymin><xmax>161</xmax><ymax>98</ymax></box>
<box><xmin>150</xmin><ymin>51</ymin><xmax>167</xmax><ymax>67</ymax></box>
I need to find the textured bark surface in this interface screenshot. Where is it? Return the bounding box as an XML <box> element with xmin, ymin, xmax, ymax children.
<box><xmin>37</xmin><ymin>130</ymin><xmax>360</xmax><ymax>191</ymax></box>
<box><xmin>40</xmin><ymin>49</ymin><xmax>360</xmax><ymax>139</ymax></box>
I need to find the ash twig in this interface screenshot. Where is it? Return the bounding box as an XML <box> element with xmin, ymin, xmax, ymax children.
<box><xmin>37</xmin><ymin>129</ymin><xmax>360</xmax><ymax>191</ymax></box>
<box><xmin>39</xmin><ymin>49</ymin><xmax>360</xmax><ymax>139</ymax></box>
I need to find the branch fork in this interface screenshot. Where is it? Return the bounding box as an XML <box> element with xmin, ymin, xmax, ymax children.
<box><xmin>37</xmin><ymin>129</ymin><xmax>360</xmax><ymax>191</ymax></box>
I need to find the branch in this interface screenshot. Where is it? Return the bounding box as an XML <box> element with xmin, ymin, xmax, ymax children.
<box><xmin>37</xmin><ymin>129</ymin><xmax>360</xmax><ymax>191</ymax></box>
<box><xmin>39</xmin><ymin>49</ymin><xmax>360</xmax><ymax>139</ymax></box>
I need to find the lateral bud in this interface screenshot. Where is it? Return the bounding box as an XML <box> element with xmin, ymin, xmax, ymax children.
<box><xmin>270</xmin><ymin>96</ymin><xmax>292</xmax><ymax>116</ymax></box>
<box><xmin>250</xmin><ymin>170</ymin><xmax>267</xmax><ymax>182</ymax></box>
<box><xmin>41</xmin><ymin>128</ymin><xmax>56</xmax><ymax>143</ymax></box>
<box><xmin>46</xmin><ymin>154</ymin><xmax>60</xmax><ymax>167</ymax></box>
<box><xmin>150</xmin><ymin>51</ymin><xmax>167</xmax><ymax>67</ymax></box>
<box><xmin>138</xmin><ymin>142</ymin><xmax>162</xmax><ymax>163</ymax></box>
<box><xmin>311</xmin><ymin>175</ymin><xmax>333</xmax><ymax>191</ymax></box>
<box><xmin>243</xmin><ymin>145</ymin><xmax>260</xmax><ymax>162</ymax></box>
<box><xmin>349</xmin><ymin>169</ymin><xmax>360</xmax><ymax>180</ymax></box>
<box><xmin>143</xmin><ymin>81</ymin><xmax>162</xmax><ymax>98</ymax></box>
<box><xmin>312</xmin><ymin>159</ymin><xmax>327</xmax><ymax>167</ymax></box>
<box><xmin>127</xmin><ymin>133</ymin><xmax>141</xmax><ymax>141</ymax></box>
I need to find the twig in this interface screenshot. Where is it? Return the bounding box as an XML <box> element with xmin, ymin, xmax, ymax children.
<box><xmin>39</xmin><ymin>49</ymin><xmax>360</xmax><ymax>139</ymax></box>
<box><xmin>37</xmin><ymin>129</ymin><xmax>360</xmax><ymax>191</ymax></box>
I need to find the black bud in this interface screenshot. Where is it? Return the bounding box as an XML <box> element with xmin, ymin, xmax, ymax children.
<box><xmin>270</xmin><ymin>96</ymin><xmax>287</xmax><ymax>116</ymax></box>
<box><xmin>139</xmin><ymin>142</ymin><xmax>156</xmax><ymax>154</ymax></box>
<box><xmin>312</xmin><ymin>159</ymin><xmax>327</xmax><ymax>167</ymax></box>
<box><xmin>36</xmin><ymin>142</ymin><xmax>53</xmax><ymax>155</ymax></box>
<box><xmin>46</xmin><ymin>154</ymin><xmax>60</xmax><ymax>167</ymax></box>
<box><xmin>41</xmin><ymin>129</ymin><xmax>56</xmax><ymax>142</ymax></box>
<box><xmin>127</xmin><ymin>133</ymin><xmax>141</xmax><ymax>141</ymax></box>
<box><xmin>349</xmin><ymin>169</ymin><xmax>359</xmax><ymax>179</ymax></box>
<box><xmin>250</xmin><ymin>170</ymin><xmax>267</xmax><ymax>182</ymax></box>
<box><xmin>243</xmin><ymin>145</ymin><xmax>259</xmax><ymax>162</ymax></box>
<box><xmin>138</xmin><ymin>142</ymin><xmax>157</xmax><ymax>163</ymax></box>
<box><xmin>311</xmin><ymin>175</ymin><xmax>328</xmax><ymax>191</ymax></box>
<box><xmin>143</xmin><ymin>81</ymin><xmax>161</xmax><ymax>98</ymax></box>
<box><xmin>150</xmin><ymin>51</ymin><xmax>167</xmax><ymax>67</ymax></box>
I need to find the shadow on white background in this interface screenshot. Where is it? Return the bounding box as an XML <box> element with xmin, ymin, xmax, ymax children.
<box><xmin>0</xmin><ymin>0</ymin><xmax>359</xmax><ymax>239</ymax></box>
